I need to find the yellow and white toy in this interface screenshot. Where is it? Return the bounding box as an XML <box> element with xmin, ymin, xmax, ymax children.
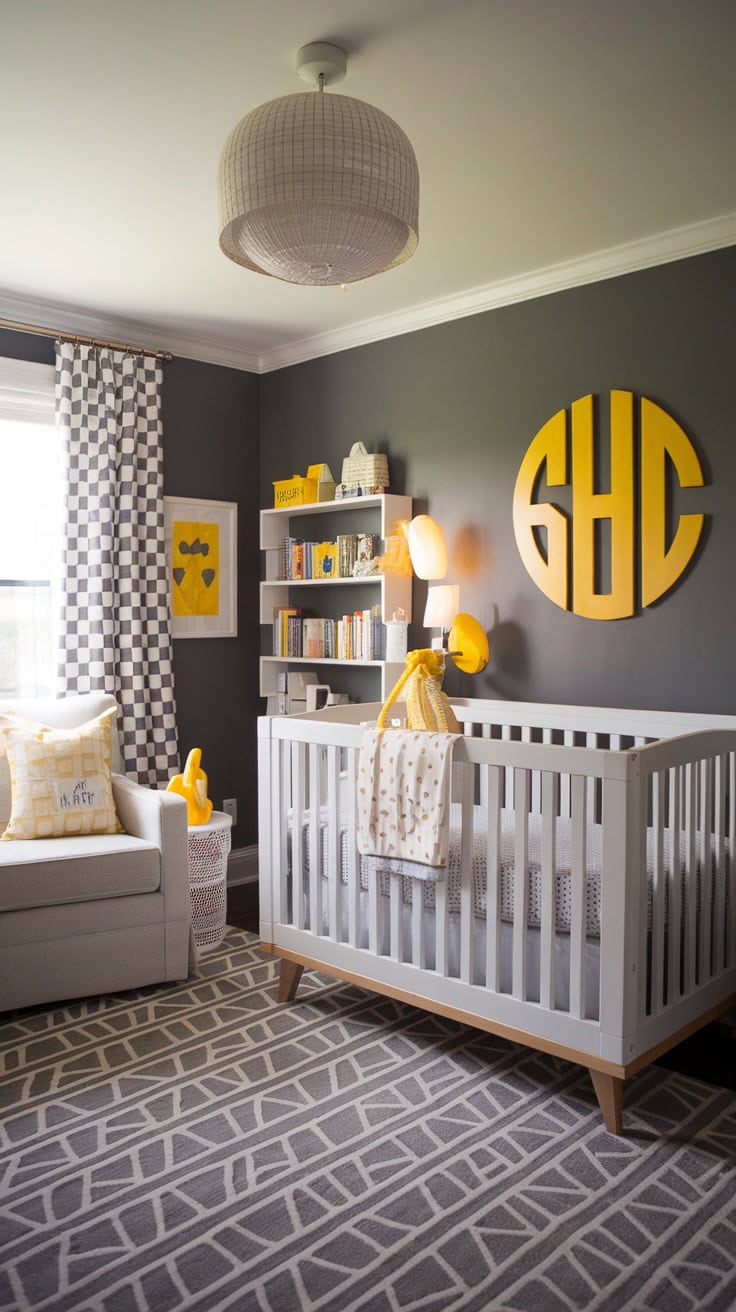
<box><xmin>167</xmin><ymin>748</ymin><xmax>213</xmax><ymax>825</ymax></box>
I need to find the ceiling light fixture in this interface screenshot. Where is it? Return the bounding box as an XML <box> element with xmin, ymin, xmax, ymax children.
<box><xmin>217</xmin><ymin>41</ymin><xmax>419</xmax><ymax>286</ymax></box>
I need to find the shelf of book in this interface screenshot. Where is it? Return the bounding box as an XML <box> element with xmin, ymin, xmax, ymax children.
<box><xmin>259</xmin><ymin>656</ymin><xmax>406</xmax><ymax>699</ymax></box>
<box><xmin>259</xmin><ymin>493</ymin><xmax>412</xmax><ymax>702</ymax></box>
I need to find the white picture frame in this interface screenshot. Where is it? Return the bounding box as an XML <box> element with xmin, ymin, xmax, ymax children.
<box><xmin>164</xmin><ymin>496</ymin><xmax>237</xmax><ymax>638</ymax></box>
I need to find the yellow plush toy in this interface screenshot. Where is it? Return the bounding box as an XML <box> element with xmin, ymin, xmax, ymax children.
<box><xmin>377</xmin><ymin>648</ymin><xmax>461</xmax><ymax>733</ymax></box>
<box><xmin>167</xmin><ymin>748</ymin><xmax>213</xmax><ymax>825</ymax></box>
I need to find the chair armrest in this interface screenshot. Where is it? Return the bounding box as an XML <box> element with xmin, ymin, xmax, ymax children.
<box><xmin>112</xmin><ymin>775</ymin><xmax>190</xmax><ymax>921</ymax></box>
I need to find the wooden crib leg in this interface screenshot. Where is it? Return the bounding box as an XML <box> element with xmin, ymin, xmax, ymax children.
<box><xmin>278</xmin><ymin>959</ymin><xmax>304</xmax><ymax>1002</ymax></box>
<box><xmin>589</xmin><ymin>1070</ymin><xmax>624</xmax><ymax>1135</ymax></box>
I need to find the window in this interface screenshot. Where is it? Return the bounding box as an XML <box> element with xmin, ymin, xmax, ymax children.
<box><xmin>0</xmin><ymin>358</ymin><xmax>62</xmax><ymax>698</ymax></box>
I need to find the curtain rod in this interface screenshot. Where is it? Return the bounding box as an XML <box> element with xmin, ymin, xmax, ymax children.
<box><xmin>0</xmin><ymin>317</ymin><xmax>173</xmax><ymax>362</ymax></box>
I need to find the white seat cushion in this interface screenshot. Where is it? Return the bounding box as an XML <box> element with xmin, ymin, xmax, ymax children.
<box><xmin>0</xmin><ymin>834</ymin><xmax>160</xmax><ymax>912</ymax></box>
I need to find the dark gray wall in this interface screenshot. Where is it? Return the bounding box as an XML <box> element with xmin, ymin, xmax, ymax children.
<box><xmin>260</xmin><ymin>246</ymin><xmax>736</xmax><ymax>715</ymax></box>
<box><xmin>0</xmin><ymin>328</ymin><xmax>261</xmax><ymax>845</ymax></box>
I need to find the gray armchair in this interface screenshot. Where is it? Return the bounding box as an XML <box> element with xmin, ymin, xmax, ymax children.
<box><xmin>0</xmin><ymin>692</ymin><xmax>192</xmax><ymax>1011</ymax></box>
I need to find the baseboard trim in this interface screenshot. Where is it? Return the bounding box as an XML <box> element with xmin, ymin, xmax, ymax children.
<box><xmin>227</xmin><ymin>845</ymin><xmax>258</xmax><ymax>886</ymax></box>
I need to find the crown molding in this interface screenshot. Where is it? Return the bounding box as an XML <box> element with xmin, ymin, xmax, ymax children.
<box><xmin>2</xmin><ymin>212</ymin><xmax>735</xmax><ymax>376</ymax></box>
<box><xmin>0</xmin><ymin>291</ymin><xmax>262</xmax><ymax>374</ymax></box>
<box><xmin>257</xmin><ymin>211</ymin><xmax>736</xmax><ymax>372</ymax></box>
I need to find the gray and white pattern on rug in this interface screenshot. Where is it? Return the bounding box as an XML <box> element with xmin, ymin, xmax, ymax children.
<box><xmin>1</xmin><ymin>929</ymin><xmax>734</xmax><ymax>1312</ymax></box>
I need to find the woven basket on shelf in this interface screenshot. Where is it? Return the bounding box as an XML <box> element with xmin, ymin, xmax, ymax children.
<box><xmin>340</xmin><ymin>442</ymin><xmax>389</xmax><ymax>489</ymax></box>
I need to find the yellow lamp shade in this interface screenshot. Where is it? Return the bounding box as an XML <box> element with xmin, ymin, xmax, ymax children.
<box><xmin>406</xmin><ymin>515</ymin><xmax>448</xmax><ymax>580</ymax></box>
<box><xmin>448</xmin><ymin>613</ymin><xmax>489</xmax><ymax>674</ymax></box>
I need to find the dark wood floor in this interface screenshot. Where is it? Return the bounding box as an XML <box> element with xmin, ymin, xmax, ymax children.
<box><xmin>226</xmin><ymin>882</ymin><xmax>736</xmax><ymax>1093</ymax></box>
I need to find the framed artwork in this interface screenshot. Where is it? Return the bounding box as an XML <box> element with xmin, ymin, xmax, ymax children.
<box><xmin>164</xmin><ymin>497</ymin><xmax>237</xmax><ymax>638</ymax></box>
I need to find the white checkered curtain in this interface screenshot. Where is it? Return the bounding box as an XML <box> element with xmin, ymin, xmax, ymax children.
<box><xmin>55</xmin><ymin>341</ymin><xmax>180</xmax><ymax>786</ymax></box>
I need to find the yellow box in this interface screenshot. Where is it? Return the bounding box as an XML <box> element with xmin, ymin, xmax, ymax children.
<box><xmin>273</xmin><ymin>474</ymin><xmax>318</xmax><ymax>508</ymax></box>
<box><xmin>306</xmin><ymin>463</ymin><xmax>337</xmax><ymax>502</ymax></box>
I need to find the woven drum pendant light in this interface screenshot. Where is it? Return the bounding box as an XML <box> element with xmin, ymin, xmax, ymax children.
<box><xmin>217</xmin><ymin>42</ymin><xmax>419</xmax><ymax>286</ymax></box>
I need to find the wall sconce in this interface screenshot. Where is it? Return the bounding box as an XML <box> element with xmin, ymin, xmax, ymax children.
<box><xmin>423</xmin><ymin>583</ymin><xmax>459</xmax><ymax>647</ymax></box>
<box><xmin>407</xmin><ymin>513</ymin><xmax>490</xmax><ymax>674</ymax></box>
<box><xmin>448</xmin><ymin>613</ymin><xmax>490</xmax><ymax>674</ymax></box>
<box><xmin>406</xmin><ymin>515</ymin><xmax>448</xmax><ymax>580</ymax></box>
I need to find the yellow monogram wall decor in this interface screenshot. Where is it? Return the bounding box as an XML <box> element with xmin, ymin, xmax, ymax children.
<box><xmin>512</xmin><ymin>391</ymin><xmax>704</xmax><ymax>620</ymax></box>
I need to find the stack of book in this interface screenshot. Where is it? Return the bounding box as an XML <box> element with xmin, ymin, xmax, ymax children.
<box><xmin>272</xmin><ymin>606</ymin><xmax>384</xmax><ymax>660</ymax></box>
<box><xmin>281</xmin><ymin>534</ymin><xmax>377</xmax><ymax>580</ymax></box>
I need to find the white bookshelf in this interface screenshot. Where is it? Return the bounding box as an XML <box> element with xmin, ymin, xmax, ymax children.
<box><xmin>259</xmin><ymin>493</ymin><xmax>412</xmax><ymax>700</ymax></box>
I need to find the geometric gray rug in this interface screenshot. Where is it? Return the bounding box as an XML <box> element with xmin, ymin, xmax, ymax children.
<box><xmin>1</xmin><ymin>929</ymin><xmax>735</xmax><ymax>1312</ymax></box>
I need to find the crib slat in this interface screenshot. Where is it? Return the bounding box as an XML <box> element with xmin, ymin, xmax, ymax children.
<box><xmin>540</xmin><ymin>771</ymin><xmax>557</xmax><ymax>1011</ymax></box>
<box><xmin>668</xmin><ymin>765</ymin><xmax>682</xmax><ymax>1004</ymax></box>
<box><xmin>713</xmin><ymin>755</ymin><xmax>726</xmax><ymax>976</ymax></box>
<box><xmin>502</xmin><ymin>724</ymin><xmax>513</xmax><ymax>809</ymax></box>
<box><xmin>308</xmin><ymin>744</ymin><xmax>322</xmax><ymax>936</ymax></box>
<box><xmin>512</xmin><ymin>769</ymin><xmax>530</xmax><ymax>1000</ymax></box>
<box><xmin>435</xmin><ymin>874</ymin><xmax>449</xmax><ymax>978</ymax></box>
<box><xmin>485</xmin><ymin>766</ymin><xmax>501</xmax><ymax>992</ymax></box>
<box><xmin>273</xmin><ymin>739</ymin><xmax>287</xmax><ymax>926</ymax></box>
<box><xmin>459</xmin><ymin>762</ymin><xmax>475</xmax><ymax>984</ymax></box>
<box><xmin>586</xmin><ymin>731</ymin><xmax>597</xmax><ymax>828</ymax></box>
<box><xmin>560</xmin><ymin>730</ymin><xmax>574</xmax><ymax>817</ymax></box>
<box><xmin>683</xmin><ymin>763</ymin><xmax>697</xmax><ymax>991</ymax></box>
<box><xmin>390</xmin><ymin>878</ymin><xmax>402</xmax><ymax>961</ymax></box>
<box><xmin>522</xmin><ymin>726</ymin><xmax>540</xmax><ymax>815</ymax></box>
<box><xmin>291</xmin><ymin>743</ymin><xmax>305</xmax><ymax>930</ymax></box>
<box><xmin>480</xmin><ymin>724</ymin><xmax>491</xmax><ymax>811</ymax></box>
<box><xmin>699</xmin><ymin>758</ymin><xmax>713</xmax><ymax>981</ymax></box>
<box><xmin>346</xmin><ymin>749</ymin><xmax>360</xmax><ymax>948</ymax></box>
<box><xmin>650</xmin><ymin>771</ymin><xmax>666</xmax><ymax>1015</ymax></box>
<box><xmin>326</xmin><ymin>746</ymin><xmax>340</xmax><ymax>941</ymax></box>
<box><xmin>569</xmin><ymin>774</ymin><xmax>586</xmax><ymax>1019</ymax></box>
<box><xmin>730</xmin><ymin>753</ymin><xmax>736</xmax><ymax>969</ymax></box>
<box><xmin>411</xmin><ymin>884</ymin><xmax>426</xmax><ymax>968</ymax></box>
<box><xmin>278</xmin><ymin>741</ymin><xmax>290</xmax><ymax>924</ymax></box>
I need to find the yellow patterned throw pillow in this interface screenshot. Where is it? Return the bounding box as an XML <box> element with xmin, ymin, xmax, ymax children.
<box><xmin>1</xmin><ymin>707</ymin><xmax>124</xmax><ymax>840</ymax></box>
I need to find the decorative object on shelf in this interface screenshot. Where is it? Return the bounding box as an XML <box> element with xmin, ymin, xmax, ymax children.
<box><xmin>406</xmin><ymin>514</ymin><xmax>448</xmax><ymax>580</ymax></box>
<box><xmin>164</xmin><ymin>497</ymin><xmax>237</xmax><ymax>638</ymax></box>
<box><xmin>217</xmin><ymin>41</ymin><xmax>419</xmax><ymax>287</ymax></box>
<box><xmin>167</xmin><ymin>747</ymin><xmax>213</xmax><ymax>826</ymax></box>
<box><xmin>385</xmin><ymin>607</ymin><xmax>409</xmax><ymax>663</ymax></box>
<box><xmin>340</xmin><ymin>442</ymin><xmax>389</xmax><ymax>496</ymax></box>
<box><xmin>308</xmin><ymin>463</ymin><xmax>336</xmax><ymax>502</ymax></box>
<box><xmin>272</xmin><ymin>471</ymin><xmax>312</xmax><ymax>507</ymax></box>
<box><xmin>273</xmin><ymin>463</ymin><xmax>336</xmax><ymax>508</ymax></box>
<box><xmin>352</xmin><ymin>554</ymin><xmax>379</xmax><ymax>576</ymax></box>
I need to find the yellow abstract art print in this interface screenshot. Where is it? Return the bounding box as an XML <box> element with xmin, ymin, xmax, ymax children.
<box><xmin>172</xmin><ymin>520</ymin><xmax>220</xmax><ymax>617</ymax></box>
<box><xmin>164</xmin><ymin>497</ymin><xmax>237</xmax><ymax>638</ymax></box>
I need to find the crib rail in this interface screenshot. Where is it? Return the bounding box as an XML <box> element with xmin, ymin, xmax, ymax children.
<box><xmin>258</xmin><ymin>704</ymin><xmax>736</xmax><ymax>1066</ymax></box>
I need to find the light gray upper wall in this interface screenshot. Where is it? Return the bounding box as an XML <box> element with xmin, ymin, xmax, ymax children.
<box><xmin>261</xmin><ymin>246</ymin><xmax>736</xmax><ymax>714</ymax></box>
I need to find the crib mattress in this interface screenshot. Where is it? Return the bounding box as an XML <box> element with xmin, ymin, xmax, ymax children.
<box><xmin>296</xmin><ymin>804</ymin><xmax>690</xmax><ymax>939</ymax></box>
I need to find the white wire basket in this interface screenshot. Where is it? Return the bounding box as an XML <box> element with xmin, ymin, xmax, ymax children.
<box><xmin>188</xmin><ymin>813</ymin><xmax>232</xmax><ymax>949</ymax></box>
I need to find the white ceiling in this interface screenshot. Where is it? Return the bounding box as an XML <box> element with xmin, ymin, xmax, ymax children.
<box><xmin>1</xmin><ymin>0</ymin><xmax>735</xmax><ymax>374</ymax></box>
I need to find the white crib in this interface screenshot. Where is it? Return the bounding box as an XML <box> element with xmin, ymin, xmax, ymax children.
<box><xmin>257</xmin><ymin>698</ymin><xmax>736</xmax><ymax>1133</ymax></box>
